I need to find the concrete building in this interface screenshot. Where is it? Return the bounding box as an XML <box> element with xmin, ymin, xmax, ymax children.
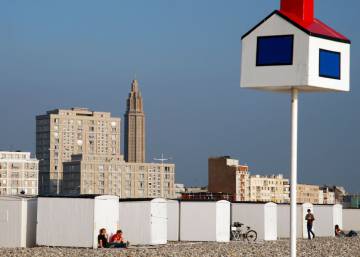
<box><xmin>184</xmin><ymin>186</ymin><xmax>208</xmax><ymax>194</ymax></box>
<box><xmin>62</xmin><ymin>154</ymin><xmax>175</xmax><ymax>198</ymax></box>
<box><xmin>319</xmin><ymin>186</ymin><xmax>335</xmax><ymax>204</ymax></box>
<box><xmin>248</xmin><ymin>174</ymin><xmax>290</xmax><ymax>203</ymax></box>
<box><xmin>174</xmin><ymin>183</ymin><xmax>185</xmax><ymax>198</ymax></box>
<box><xmin>36</xmin><ymin>108</ymin><xmax>121</xmax><ymax>195</ymax></box>
<box><xmin>124</xmin><ymin>80</ymin><xmax>145</xmax><ymax>163</ymax></box>
<box><xmin>0</xmin><ymin>152</ymin><xmax>38</xmax><ymax>195</ymax></box>
<box><xmin>297</xmin><ymin>184</ymin><xmax>320</xmax><ymax>204</ymax></box>
<box><xmin>179</xmin><ymin>186</ymin><xmax>230</xmax><ymax>201</ymax></box>
<box><xmin>320</xmin><ymin>185</ymin><xmax>345</xmax><ymax>204</ymax></box>
<box><xmin>343</xmin><ymin>195</ymin><xmax>360</xmax><ymax>208</ymax></box>
<box><xmin>208</xmin><ymin>156</ymin><xmax>250</xmax><ymax>201</ymax></box>
<box><xmin>181</xmin><ymin>192</ymin><xmax>233</xmax><ymax>201</ymax></box>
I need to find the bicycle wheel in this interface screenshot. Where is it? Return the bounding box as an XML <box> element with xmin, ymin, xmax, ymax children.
<box><xmin>246</xmin><ymin>230</ymin><xmax>257</xmax><ymax>242</ymax></box>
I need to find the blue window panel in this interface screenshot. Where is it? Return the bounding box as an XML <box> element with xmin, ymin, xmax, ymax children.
<box><xmin>256</xmin><ymin>35</ymin><xmax>294</xmax><ymax>66</ymax></box>
<box><xmin>319</xmin><ymin>49</ymin><xmax>341</xmax><ymax>80</ymax></box>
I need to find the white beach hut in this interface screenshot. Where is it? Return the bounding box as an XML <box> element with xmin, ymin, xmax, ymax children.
<box><xmin>277</xmin><ymin>203</ymin><xmax>313</xmax><ymax>238</ymax></box>
<box><xmin>180</xmin><ymin>200</ymin><xmax>230</xmax><ymax>242</ymax></box>
<box><xmin>313</xmin><ymin>204</ymin><xmax>342</xmax><ymax>237</ymax></box>
<box><xmin>231</xmin><ymin>202</ymin><xmax>277</xmax><ymax>241</ymax></box>
<box><xmin>343</xmin><ymin>209</ymin><xmax>360</xmax><ymax>232</ymax></box>
<box><xmin>118</xmin><ymin>198</ymin><xmax>167</xmax><ymax>245</ymax></box>
<box><xmin>0</xmin><ymin>196</ymin><xmax>37</xmax><ymax>247</ymax></box>
<box><xmin>167</xmin><ymin>199</ymin><xmax>180</xmax><ymax>241</ymax></box>
<box><xmin>277</xmin><ymin>203</ymin><xmax>316</xmax><ymax>238</ymax></box>
<box><xmin>36</xmin><ymin>195</ymin><xmax>119</xmax><ymax>248</ymax></box>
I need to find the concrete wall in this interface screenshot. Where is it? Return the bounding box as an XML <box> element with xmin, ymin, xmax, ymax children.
<box><xmin>37</xmin><ymin>197</ymin><xmax>95</xmax><ymax>248</ymax></box>
<box><xmin>180</xmin><ymin>201</ymin><xmax>230</xmax><ymax>242</ymax></box>
<box><xmin>232</xmin><ymin>202</ymin><xmax>277</xmax><ymax>240</ymax></box>
<box><xmin>343</xmin><ymin>209</ymin><xmax>360</xmax><ymax>232</ymax></box>
<box><xmin>0</xmin><ymin>197</ymin><xmax>37</xmax><ymax>247</ymax></box>
<box><xmin>277</xmin><ymin>203</ymin><xmax>313</xmax><ymax>238</ymax></box>
<box><xmin>24</xmin><ymin>199</ymin><xmax>37</xmax><ymax>247</ymax></box>
<box><xmin>37</xmin><ymin>196</ymin><xmax>119</xmax><ymax>248</ymax></box>
<box><xmin>119</xmin><ymin>198</ymin><xmax>167</xmax><ymax>245</ymax></box>
<box><xmin>313</xmin><ymin>204</ymin><xmax>342</xmax><ymax>237</ymax></box>
<box><xmin>167</xmin><ymin>200</ymin><xmax>179</xmax><ymax>241</ymax></box>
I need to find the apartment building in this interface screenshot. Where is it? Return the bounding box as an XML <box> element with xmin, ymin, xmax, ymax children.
<box><xmin>343</xmin><ymin>195</ymin><xmax>360</xmax><ymax>208</ymax></box>
<box><xmin>0</xmin><ymin>151</ymin><xmax>38</xmax><ymax>195</ymax></box>
<box><xmin>36</xmin><ymin>108</ymin><xmax>121</xmax><ymax>195</ymax></box>
<box><xmin>248</xmin><ymin>174</ymin><xmax>290</xmax><ymax>203</ymax></box>
<box><xmin>62</xmin><ymin>154</ymin><xmax>175</xmax><ymax>198</ymax></box>
<box><xmin>319</xmin><ymin>186</ymin><xmax>336</xmax><ymax>204</ymax></box>
<box><xmin>320</xmin><ymin>185</ymin><xmax>345</xmax><ymax>204</ymax></box>
<box><xmin>297</xmin><ymin>184</ymin><xmax>321</xmax><ymax>204</ymax></box>
<box><xmin>208</xmin><ymin>156</ymin><xmax>250</xmax><ymax>201</ymax></box>
<box><xmin>174</xmin><ymin>183</ymin><xmax>185</xmax><ymax>198</ymax></box>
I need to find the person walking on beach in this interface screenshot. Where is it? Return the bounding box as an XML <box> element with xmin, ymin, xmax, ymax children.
<box><xmin>305</xmin><ymin>209</ymin><xmax>315</xmax><ymax>240</ymax></box>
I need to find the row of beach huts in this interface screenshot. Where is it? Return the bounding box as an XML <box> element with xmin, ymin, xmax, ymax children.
<box><xmin>0</xmin><ymin>195</ymin><xmax>359</xmax><ymax>248</ymax></box>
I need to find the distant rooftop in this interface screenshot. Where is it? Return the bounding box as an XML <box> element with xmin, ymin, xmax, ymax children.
<box><xmin>0</xmin><ymin>151</ymin><xmax>37</xmax><ymax>161</ymax></box>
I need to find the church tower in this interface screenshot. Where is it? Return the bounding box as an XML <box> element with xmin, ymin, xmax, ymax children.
<box><xmin>124</xmin><ymin>79</ymin><xmax>145</xmax><ymax>163</ymax></box>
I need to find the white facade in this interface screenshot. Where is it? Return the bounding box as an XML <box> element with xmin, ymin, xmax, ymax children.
<box><xmin>241</xmin><ymin>12</ymin><xmax>350</xmax><ymax>92</ymax></box>
<box><xmin>248</xmin><ymin>174</ymin><xmax>290</xmax><ymax>203</ymax></box>
<box><xmin>277</xmin><ymin>203</ymin><xmax>313</xmax><ymax>238</ymax></box>
<box><xmin>318</xmin><ymin>190</ymin><xmax>324</xmax><ymax>204</ymax></box>
<box><xmin>167</xmin><ymin>200</ymin><xmax>180</xmax><ymax>241</ymax></box>
<box><xmin>180</xmin><ymin>200</ymin><xmax>230</xmax><ymax>242</ymax></box>
<box><xmin>0</xmin><ymin>151</ymin><xmax>39</xmax><ymax>196</ymax></box>
<box><xmin>313</xmin><ymin>204</ymin><xmax>342</xmax><ymax>237</ymax></box>
<box><xmin>36</xmin><ymin>195</ymin><xmax>119</xmax><ymax>248</ymax></box>
<box><xmin>308</xmin><ymin>37</ymin><xmax>350</xmax><ymax>91</ymax></box>
<box><xmin>0</xmin><ymin>196</ymin><xmax>37</xmax><ymax>247</ymax></box>
<box><xmin>232</xmin><ymin>202</ymin><xmax>277</xmax><ymax>240</ymax></box>
<box><xmin>119</xmin><ymin>198</ymin><xmax>167</xmax><ymax>245</ymax></box>
<box><xmin>343</xmin><ymin>209</ymin><xmax>360</xmax><ymax>232</ymax></box>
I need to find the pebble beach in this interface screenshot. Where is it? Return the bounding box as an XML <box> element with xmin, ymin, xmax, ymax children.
<box><xmin>1</xmin><ymin>238</ymin><xmax>359</xmax><ymax>257</ymax></box>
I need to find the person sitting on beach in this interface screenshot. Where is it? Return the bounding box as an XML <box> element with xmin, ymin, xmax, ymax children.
<box><xmin>109</xmin><ymin>230</ymin><xmax>129</xmax><ymax>248</ymax></box>
<box><xmin>98</xmin><ymin>228</ymin><xmax>109</xmax><ymax>248</ymax></box>
<box><xmin>335</xmin><ymin>225</ymin><xmax>358</xmax><ymax>238</ymax></box>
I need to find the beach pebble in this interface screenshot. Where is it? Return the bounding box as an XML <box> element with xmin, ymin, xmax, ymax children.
<box><xmin>0</xmin><ymin>237</ymin><xmax>359</xmax><ymax>257</ymax></box>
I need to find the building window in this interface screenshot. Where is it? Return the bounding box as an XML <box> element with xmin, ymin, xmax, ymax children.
<box><xmin>319</xmin><ymin>49</ymin><xmax>341</xmax><ymax>80</ymax></box>
<box><xmin>256</xmin><ymin>35</ymin><xmax>294</xmax><ymax>66</ymax></box>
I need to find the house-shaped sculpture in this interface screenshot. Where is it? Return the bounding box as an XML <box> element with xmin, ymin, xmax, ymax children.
<box><xmin>241</xmin><ymin>0</ymin><xmax>351</xmax><ymax>92</ymax></box>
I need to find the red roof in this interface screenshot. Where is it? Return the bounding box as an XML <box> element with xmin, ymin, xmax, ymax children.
<box><xmin>278</xmin><ymin>10</ymin><xmax>350</xmax><ymax>43</ymax></box>
<box><xmin>242</xmin><ymin>10</ymin><xmax>350</xmax><ymax>44</ymax></box>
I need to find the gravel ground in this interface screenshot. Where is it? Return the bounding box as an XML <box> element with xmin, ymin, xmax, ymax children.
<box><xmin>1</xmin><ymin>238</ymin><xmax>359</xmax><ymax>257</ymax></box>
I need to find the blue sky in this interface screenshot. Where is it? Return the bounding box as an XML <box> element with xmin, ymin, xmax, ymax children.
<box><xmin>0</xmin><ymin>0</ymin><xmax>359</xmax><ymax>192</ymax></box>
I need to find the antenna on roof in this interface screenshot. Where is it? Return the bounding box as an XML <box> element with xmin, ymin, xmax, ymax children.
<box><xmin>153</xmin><ymin>153</ymin><xmax>172</xmax><ymax>165</ymax></box>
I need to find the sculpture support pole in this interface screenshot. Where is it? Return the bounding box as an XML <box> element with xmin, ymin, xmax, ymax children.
<box><xmin>290</xmin><ymin>87</ymin><xmax>298</xmax><ymax>257</ymax></box>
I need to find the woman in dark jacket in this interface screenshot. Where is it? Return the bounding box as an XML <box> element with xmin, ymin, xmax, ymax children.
<box><xmin>98</xmin><ymin>228</ymin><xmax>109</xmax><ymax>248</ymax></box>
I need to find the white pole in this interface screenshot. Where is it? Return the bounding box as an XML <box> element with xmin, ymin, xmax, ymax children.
<box><xmin>290</xmin><ymin>87</ymin><xmax>298</xmax><ymax>257</ymax></box>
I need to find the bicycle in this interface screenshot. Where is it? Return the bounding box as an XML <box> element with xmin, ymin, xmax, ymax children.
<box><xmin>230</xmin><ymin>222</ymin><xmax>257</xmax><ymax>242</ymax></box>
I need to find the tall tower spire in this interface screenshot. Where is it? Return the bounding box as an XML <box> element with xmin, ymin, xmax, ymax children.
<box><xmin>124</xmin><ymin>79</ymin><xmax>145</xmax><ymax>163</ymax></box>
